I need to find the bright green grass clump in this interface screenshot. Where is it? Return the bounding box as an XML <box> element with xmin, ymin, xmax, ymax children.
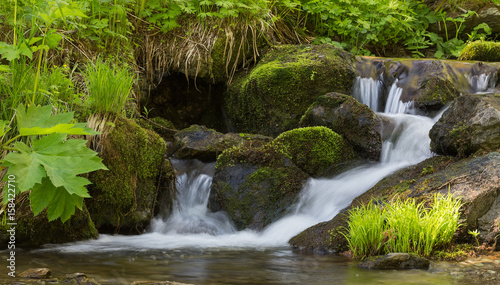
<box><xmin>341</xmin><ymin>193</ymin><xmax>462</xmax><ymax>259</ymax></box>
<box><xmin>83</xmin><ymin>58</ymin><xmax>134</xmax><ymax>115</ymax></box>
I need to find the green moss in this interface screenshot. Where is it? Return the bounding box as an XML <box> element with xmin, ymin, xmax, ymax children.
<box><xmin>271</xmin><ymin>126</ymin><xmax>354</xmax><ymax>176</ymax></box>
<box><xmin>226</xmin><ymin>44</ymin><xmax>355</xmax><ymax>136</ymax></box>
<box><xmin>88</xmin><ymin>117</ymin><xmax>167</xmax><ymax>232</ymax></box>
<box><xmin>459</xmin><ymin>41</ymin><xmax>500</xmax><ymax>62</ymax></box>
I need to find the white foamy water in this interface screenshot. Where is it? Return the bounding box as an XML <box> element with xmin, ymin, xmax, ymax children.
<box><xmin>466</xmin><ymin>73</ymin><xmax>496</xmax><ymax>93</ymax></box>
<box><xmin>43</xmin><ymin>75</ymin><xmax>445</xmax><ymax>253</ymax></box>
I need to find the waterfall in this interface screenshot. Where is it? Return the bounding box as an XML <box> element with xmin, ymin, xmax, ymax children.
<box><xmin>352</xmin><ymin>77</ymin><xmax>382</xmax><ymax>111</ymax></box>
<box><xmin>50</xmin><ymin>73</ymin><xmax>442</xmax><ymax>253</ymax></box>
<box><xmin>466</xmin><ymin>73</ymin><xmax>496</xmax><ymax>93</ymax></box>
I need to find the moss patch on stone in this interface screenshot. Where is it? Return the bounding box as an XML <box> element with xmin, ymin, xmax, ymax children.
<box><xmin>459</xmin><ymin>41</ymin><xmax>500</xmax><ymax>62</ymax></box>
<box><xmin>225</xmin><ymin>44</ymin><xmax>355</xmax><ymax>136</ymax></box>
<box><xmin>272</xmin><ymin>126</ymin><xmax>355</xmax><ymax>176</ymax></box>
<box><xmin>87</xmin><ymin>117</ymin><xmax>167</xmax><ymax>233</ymax></box>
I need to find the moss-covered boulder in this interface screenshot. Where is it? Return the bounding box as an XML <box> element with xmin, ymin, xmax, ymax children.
<box><xmin>459</xmin><ymin>41</ymin><xmax>500</xmax><ymax>62</ymax></box>
<box><xmin>169</xmin><ymin>125</ymin><xmax>271</xmax><ymax>162</ymax></box>
<box><xmin>430</xmin><ymin>94</ymin><xmax>500</xmax><ymax>156</ymax></box>
<box><xmin>357</xmin><ymin>253</ymin><xmax>430</xmax><ymax>270</ymax></box>
<box><xmin>290</xmin><ymin>152</ymin><xmax>500</xmax><ymax>251</ymax></box>
<box><xmin>225</xmin><ymin>44</ymin><xmax>356</xmax><ymax>136</ymax></box>
<box><xmin>209</xmin><ymin>140</ymin><xmax>309</xmax><ymax>230</ymax></box>
<box><xmin>272</xmin><ymin>126</ymin><xmax>356</xmax><ymax>176</ymax></box>
<box><xmin>0</xmin><ymin>193</ymin><xmax>98</xmax><ymax>248</ymax></box>
<box><xmin>299</xmin><ymin>92</ymin><xmax>386</xmax><ymax>161</ymax></box>
<box><xmin>87</xmin><ymin>117</ymin><xmax>173</xmax><ymax>233</ymax></box>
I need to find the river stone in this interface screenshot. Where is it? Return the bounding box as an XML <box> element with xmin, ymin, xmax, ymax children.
<box><xmin>225</xmin><ymin>44</ymin><xmax>356</xmax><ymax>136</ymax></box>
<box><xmin>357</xmin><ymin>253</ymin><xmax>431</xmax><ymax>270</ymax></box>
<box><xmin>19</xmin><ymin>268</ymin><xmax>52</xmax><ymax>279</ymax></box>
<box><xmin>290</xmin><ymin>153</ymin><xmax>500</xmax><ymax>251</ymax></box>
<box><xmin>87</xmin><ymin>117</ymin><xmax>172</xmax><ymax>234</ymax></box>
<box><xmin>299</xmin><ymin>92</ymin><xmax>385</xmax><ymax>161</ymax></box>
<box><xmin>430</xmin><ymin>94</ymin><xmax>500</xmax><ymax>156</ymax></box>
<box><xmin>169</xmin><ymin>125</ymin><xmax>272</xmax><ymax>161</ymax></box>
<box><xmin>210</xmin><ymin>140</ymin><xmax>309</xmax><ymax>230</ymax></box>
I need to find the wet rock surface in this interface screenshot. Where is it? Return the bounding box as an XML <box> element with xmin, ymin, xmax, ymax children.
<box><xmin>357</xmin><ymin>253</ymin><xmax>431</xmax><ymax>270</ymax></box>
<box><xmin>300</xmin><ymin>92</ymin><xmax>384</xmax><ymax>161</ymax></box>
<box><xmin>430</xmin><ymin>94</ymin><xmax>500</xmax><ymax>156</ymax></box>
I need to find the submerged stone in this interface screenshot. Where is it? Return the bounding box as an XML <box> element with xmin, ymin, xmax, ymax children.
<box><xmin>357</xmin><ymin>253</ymin><xmax>430</xmax><ymax>270</ymax></box>
<box><xmin>19</xmin><ymin>268</ymin><xmax>52</xmax><ymax>279</ymax></box>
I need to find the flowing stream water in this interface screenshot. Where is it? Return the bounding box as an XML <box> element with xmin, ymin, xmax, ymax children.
<box><xmin>2</xmin><ymin>63</ymin><xmax>496</xmax><ymax>284</ymax></box>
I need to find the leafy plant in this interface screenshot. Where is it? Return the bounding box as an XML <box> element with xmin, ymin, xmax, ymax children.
<box><xmin>468</xmin><ymin>229</ymin><xmax>480</xmax><ymax>246</ymax></box>
<box><xmin>339</xmin><ymin>193</ymin><xmax>462</xmax><ymax>259</ymax></box>
<box><xmin>0</xmin><ymin>104</ymin><xmax>107</xmax><ymax>222</ymax></box>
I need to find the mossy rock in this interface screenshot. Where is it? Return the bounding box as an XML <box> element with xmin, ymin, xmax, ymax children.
<box><xmin>0</xmin><ymin>193</ymin><xmax>98</xmax><ymax>248</ymax></box>
<box><xmin>210</xmin><ymin>140</ymin><xmax>309</xmax><ymax>230</ymax></box>
<box><xmin>272</xmin><ymin>126</ymin><xmax>356</xmax><ymax>176</ymax></box>
<box><xmin>87</xmin><ymin>117</ymin><xmax>171</xmax><ymax>233</ymax></box>
<box><xmin>300</xmin><ymin>92</ymin><xmax>385</xmax><ymax>161</ymax></box>
<box><xmin>136</xmin><ymin>117</ymin><xmax>177</xmax><ymax>141</ymax></box>
<box><xmin>459</xmin><ymin>41</ymin><xmax>500</xmax><ymax>62</ymax></box>
<box><xmin>225</xmin><ymin>44</ymin><xmax>356</xmax><ymax>136</ymax></box>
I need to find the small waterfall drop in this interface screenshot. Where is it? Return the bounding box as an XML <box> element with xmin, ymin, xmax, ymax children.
<box><xmin>150</xmin><ymin>159</ymin><xmax>236</xmax><ymax>235</ymax></box>
<box><xmin>384</xmin><ymin>80</ymin><xmax>415</xmax><ymax>114</ymax></box>
<box><xmin>352</xmin><ymin>77</ymin><xmax>382</xmax><ymax>111</ymax></box>
<box><xmin>466</xmin><ymin>73</ymin><xmax>496</xmax><ymax>93</ymax></box>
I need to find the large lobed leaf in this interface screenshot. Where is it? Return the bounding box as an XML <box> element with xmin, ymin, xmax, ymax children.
<box><xmin>1</xmin><ymin>105</ymin><xmax>108</xmax><ymax>222</ymax></box>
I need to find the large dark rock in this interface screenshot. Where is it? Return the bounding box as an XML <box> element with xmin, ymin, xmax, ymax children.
<box><xmin>290</xmin><ymin>153</ymin><xmax>500</xmax><ymax>251</ymax></box>
<box><xmin>226</xmin><ymin>44</ymin><xmax>356</xmax><ymax>136</ymax></box>
<box><xmin>169</xmin><ymin>125</ymin><xmax>272</xmax><ymax>161</ymax></box>
<box><xmin>87</xmin><ymin>117</ymin><xmax>174</xmax><ymax>234</ymax></box>
<box><xmin>430</xmin><ymin>94</ymin><xmax>500</xmax><ymax>156</ymax></box>
<box><xmin>300</xmin><ymin>92</ymin><xmax>386</xmax><ymax>161</ymax></box>
<box><xmin>210</xmin><ymin>140</ymin><xmax>309</xmax><ymax>230</ymax></box>
<box><xmin>357</xmin><ymin>253</ymin><xmax>430</xmax><ymax>270</ymax></box>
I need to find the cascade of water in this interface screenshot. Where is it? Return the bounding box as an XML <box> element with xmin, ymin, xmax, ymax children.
<box><xmin>150</xmin><ymin>160</ymin><xmax>236</xmax><ymax>235</ymax></box>
<box><xmin>384</xmin><ymin>80</ymin><xmax>415</xmax><ymax>114</ymax></box>
<box><xmin>50</xmin><ymin>69</ymin><xmax>443</xmax><ymax>253</ymax></box>
<box><xmin>352</xmin><ymin>77</ymin><xmax>382</xmax><ymax>111</ymax></box>
<box><xmin>466</xmin><ymin>73</ymin><xmax>496</xmax><ymax>93</ymax></box>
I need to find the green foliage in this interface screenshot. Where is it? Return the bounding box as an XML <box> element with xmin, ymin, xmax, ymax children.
<box><xmin>1</xmin><ymin>104</ymin><xmax>107</xmax><ymax>222</ymax></box>
<box><xmin>468</xmin><ymin>229</ymin><xmax>480</xmax><ymax>246</ymax></box>
<box><xmin>82</xmin><ymin>58</ymin><xmax>135</xmax><ymax>115</ymax></box>
<box><xmin>340</xmin><ymin>193</ymin><xmax>462</xmax><ymax>259</ymax></box>
<box><xmin>459</xmin><ymin>40</ymin><xmax>500</xmax><ymax>62</ymax></box>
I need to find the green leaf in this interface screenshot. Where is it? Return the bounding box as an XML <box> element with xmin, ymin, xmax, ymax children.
<box><xmin>0</xmin><ymin>120</ymin><xmax>11</xmax><ymax>138</ymax></box>
<box><xmin>46</xmin><ymin>32</ymin><xmax>63</xmax><ymax>49</ymax></box>
<box><xmin>0</xmin><ymin>65</ymin><xmax>10</xmax><ymax>72</ymax></box>
<box><xmin>2</xmin><ymin>133</ymin><xmax>107</xmax><ymax>195</ymax></box>
<box><xmin>16</xmin><ymin>104</ymin><xmax>73</xmax><ymax>129</ymax></box>
<box><xmin>47</xmin><ymin>187</ymin><xmax>84</xmax><ymax>222</ymax></box>
<box><xmin>29</xmin><ymin>178</ymin><xmax>58</xmax><ymax>216</ymax></box>
<box><xmin>20</xmin><ymin>122</ymin><xmax>99</xmax><ymax>136</ymax></box>
<box><xmin>0</xmin><ymin>42</ymin><xmax>21</xmax><ymax>61</ymax></box>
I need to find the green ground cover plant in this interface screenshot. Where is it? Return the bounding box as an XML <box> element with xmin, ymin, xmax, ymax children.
<box><xmin>340</xmin><ymin>193</ymin><xmax>462</xmax><ymax>259</ymax></box>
